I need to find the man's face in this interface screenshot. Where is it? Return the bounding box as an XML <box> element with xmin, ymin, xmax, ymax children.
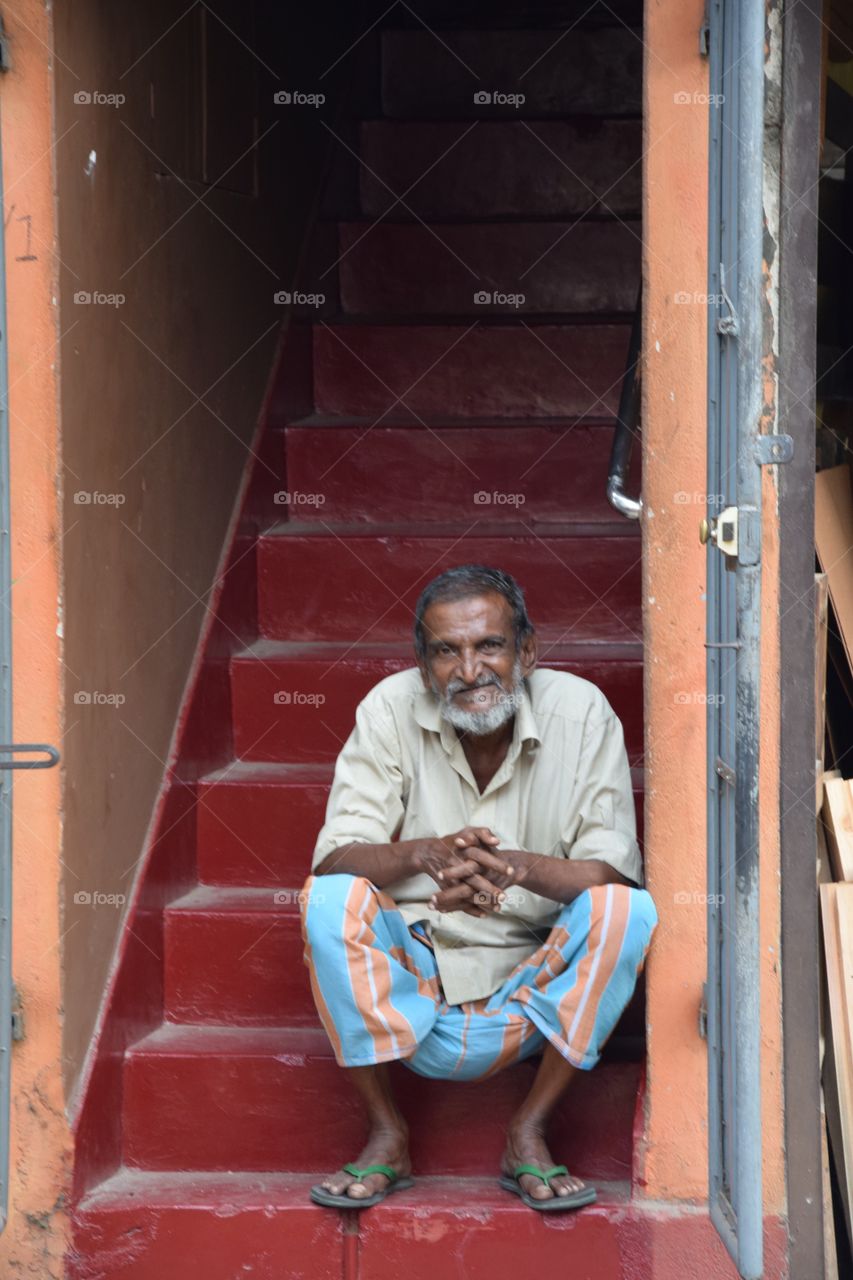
<box><xmin>418</xmin><ymin>592</ymin><xmax>536</xmax><ymax>736</ymax></box>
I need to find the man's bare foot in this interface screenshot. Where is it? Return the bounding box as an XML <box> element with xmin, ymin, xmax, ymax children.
<box><xmin>318</xmin><ymin>1122</ymin><xmax>411</xmax><ymax>1200</ymax></box>
<box><xmin>502</xmin><ymin>1118</ymin><xmax>587</xmax><ymax>1201</ymax></box>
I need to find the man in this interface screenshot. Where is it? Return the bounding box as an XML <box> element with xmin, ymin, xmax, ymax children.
<box><xmin>299</xmin><ymin>564</ymin><xmax>657</xmax><ymax>1213</ymax></box>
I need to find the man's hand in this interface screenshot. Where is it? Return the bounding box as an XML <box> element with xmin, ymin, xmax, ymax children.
<box><xmin>426</xmin><ymin>832</ymin><xmax>517</xmax><ymax>916</ymax></box>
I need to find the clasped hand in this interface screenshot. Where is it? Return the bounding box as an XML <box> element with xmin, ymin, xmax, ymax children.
<box><xmin>419</xmin><ymin>827</ymin><xmax>521</xmax><ymax>917</ymax></box>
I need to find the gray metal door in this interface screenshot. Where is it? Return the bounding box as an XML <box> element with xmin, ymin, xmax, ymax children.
<box><xmin>704</xmin><ymin>1</ymin><xmax>791</xmax><ymax>1275</ymax></box>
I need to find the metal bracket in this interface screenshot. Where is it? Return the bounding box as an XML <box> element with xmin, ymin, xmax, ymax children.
<box><xmin>0</xmin><ymin>18</ymin><xmax>11</xmax><ymax>74</ymax></box>
<box><xmin>699</xmin><ymin>982</ymin><xmax>708</xmax><ymax>1039</ymax></box>
<box><xmin>754</xmin><ymin>433</ymin><xmax>794</xmax><ymax>465</ymax></box>
<box><xmin>11</xmin><ymin>985</ymin><xmax>23</xmax><ymax>1042</ymax></box>
<box><xmin>715</xmin><ymin>755</ymin><xmax>736</xmax><ymax>786</ymax></box>
<box><xmin>716</xmin><ymin>263</ymin><xmax>739</xmax><ymax>336</ymax></box>
<box><xmin>700</xmin><ymin>2</ymin><xmax>711</xmax><ymax>56</ymax></box>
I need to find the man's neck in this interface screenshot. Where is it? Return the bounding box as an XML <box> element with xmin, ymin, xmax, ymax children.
<box><xmin>456</xmin><ymin>715</ymin><xmax>515</xmax><ymax>768</ymax></box>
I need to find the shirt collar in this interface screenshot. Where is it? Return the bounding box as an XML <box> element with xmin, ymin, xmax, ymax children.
<box><xmin>413</xmin><ymin>673</ymin><xmax>542</xmax><ymax>756</ymax></box>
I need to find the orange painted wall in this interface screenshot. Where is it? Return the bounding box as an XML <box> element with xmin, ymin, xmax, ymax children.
<box><xmin>0</xmin><ymin>0</ymin><xmax>73</xmax><ymax>1273</ymax></box>
<box><xmin>640</xmin><ymin>0</ymin><xmax>785</xmax><ymax>1221</ymax></box>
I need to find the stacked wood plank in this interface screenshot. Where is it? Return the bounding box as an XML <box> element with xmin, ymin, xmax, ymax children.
<box><xmin>816</xmin><ymin>463</ymin><xmax>853</xmax><ymax>1273</ymax></box>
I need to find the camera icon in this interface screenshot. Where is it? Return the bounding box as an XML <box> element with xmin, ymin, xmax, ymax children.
<box><xmin>474</xmin><ymin>491</ymin><xmax>491</xmax><ymax>505</ymax></box>
<box><xmin>74</xmin><ymin>291</ymin><xmax>92</xmax><ymax>304</ymax></box>
<box><xmin>673</xmin><ymin>91</ymin><xmax>690</xmax><ymax>104</ymax></box>
<box><xmin>274</xmin><ymin>91</ymin><xmax>292</xmax><ymax>104</ymax></box>
<box><xmin>74</xmin><ymin>91</ymin><xmax>92</xmax><ymax>105</ymax></box>
<box><xmin>473</xmin><ymin>91</ymin><xmax>492</xmax><ymax>104</ymax></box>
<box><xmin>474</xmin><ymin>290</ymin><xmax>491</xmax><ymax>305</ymax></box>
<box><xmin>274</xmin><ymin>291</ymin><xmax>292</xmax><ymax>305</ymax></box>
<box><xmin>74</xmin><ymin>891</ymin><xmax>92</xmax><ymax>904</ymax></box>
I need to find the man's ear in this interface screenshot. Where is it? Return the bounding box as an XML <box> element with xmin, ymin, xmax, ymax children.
<box><xmin>418</xmin><ymin>661</ymin><xmax>432</xmax><ymax>690</ymax></box>
<box><xmin>519</xmin><ymin>630</ymin><xmax>537</xmax><ymax>677</ymax></box>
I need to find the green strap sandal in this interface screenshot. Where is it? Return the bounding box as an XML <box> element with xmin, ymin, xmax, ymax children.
<box><xmin>310</xmin><ymin>1161</ymin><xmax>416</xmax><ymax>1209</ymax></box>
<box><xmin>499</xmin><ymin>1162</ymin><xmax>598</xmax><ymax>1212</ymax></box>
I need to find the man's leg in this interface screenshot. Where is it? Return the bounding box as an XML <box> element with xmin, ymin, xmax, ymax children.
<box><xmin>499</xmin><ymin>882</ymin><xmax>658</xmax><ymax>1201</ymax></box>
<box><xmin>299</xmin><ymin>873</ymin><xmax>441</xmax><ymax>1200</ymax></box>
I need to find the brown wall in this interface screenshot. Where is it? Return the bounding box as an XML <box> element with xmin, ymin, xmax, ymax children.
<box><xmin>53</xmin><ymin>0</ymin><xmax>345</xmax><ymax>1112</ymax></box>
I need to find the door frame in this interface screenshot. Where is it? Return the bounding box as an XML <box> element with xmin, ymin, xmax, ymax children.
<box><xmin>778</xmin><ymin>0</ymin><xmax>825</xmax><ymax>1275</ymax></box>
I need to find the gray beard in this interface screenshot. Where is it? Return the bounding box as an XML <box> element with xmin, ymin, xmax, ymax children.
<box><xmin>430</xmin><ymin>656</ymin><xmax>525</xmax><ymax>737</ymax></box>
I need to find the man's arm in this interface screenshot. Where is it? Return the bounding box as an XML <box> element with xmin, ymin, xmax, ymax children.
<box><xmin>429</xmin><ymin>846</ymin><xmax>631</xmax><ymax>911</ymax></box>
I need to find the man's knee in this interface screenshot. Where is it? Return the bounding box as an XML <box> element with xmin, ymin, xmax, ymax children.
<box><xmin>299</xmin><ymin>872</ymin><xmax>372</xmax><ymax>940</ymax></box>
<box><xmin>581</xmin><ymin>882</ymin><xmax>658</xmax><ymax>949</ymax></box>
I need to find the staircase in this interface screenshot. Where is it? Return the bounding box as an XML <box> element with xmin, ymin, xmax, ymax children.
<box><xmin>70</xmin><ymin>8</ymin><xmax>649</xmax><ymax>1278</ymax></box>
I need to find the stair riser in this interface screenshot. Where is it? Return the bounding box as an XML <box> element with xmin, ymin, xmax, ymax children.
<box><xmin>338</xmin><ymin>221</ymin><xmax>640</xmax><ymax>317</ymax></box>
<box><xmin>230</xmin><ymin>655</ymin><xmax>643</xmax><ymax>762</ymax></box>
<box><xmin>381</xmin><ymin>28</ymin><xmax>642</xmax><ymax>119</ymax></box>
<box><xmin>164</xmin><ymin>911</ymin><xmax>312</xmax><ymax>1025</ymax></box>
<box><xmin>256</xmin><ymin>533</ymin><xmax>642</xmax><ymax>644</ymax></box>
<box><xmin>197</xmin><ymin>775</ymin><xmax>644</xmax><ymax>886</ymax></box>
<box><xmin>313</xmin><ymin>324</ymin><xmax>631</xmax><ymax>418</ymax></box>
<box><xmin>359</xmin><ymin>121</ymin><xmax>642</xmax><ymax>219</ymax></box>
<box><xmin>196</xmin><ymin>776</ymin><xmax>330</xmax><ymax>885</ymax></box>
<box><xmin>123</xmin><ymin>1051</ymin><xmax>636</xmax><ymax>1178</ymax></box>
<box><xmin>282</xmin><ymin>423</ymin><xmax>641</xmax><ymax>525</ymax></box>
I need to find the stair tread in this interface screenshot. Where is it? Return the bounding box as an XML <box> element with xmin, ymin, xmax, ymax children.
<box><xmin>168</xmin><ymin>884</ymin><xmax>306</xmax><ymax>914</ymax></box>
<box><xmin>198</xmin><ymin>760</ymin><xmax>333</xmax><ymax>786</ymax></box>
<box><xmin>78</xmin><ymin>1165</ymin><xmax>631</xmax><ymax>1212</ymax></box>
<box><xmin>233</xmin><ymin>636</ymin><xmax>644</xmax><ymax>662</ymax></box>
<box><xmin>260</xmin><ymin>519</ymin><xmax>640</xmax><ymax>539</ymax></box>
<box><xmin>282</xmin><ymin>413</ymin><xmax>618</xmax><ymax>430</ymax></box>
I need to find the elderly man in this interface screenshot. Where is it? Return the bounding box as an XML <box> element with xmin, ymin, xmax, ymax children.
<box><xmin>299</xmin><ymin>564</ymin><xmax>657</xmax><ymax>1213</ymax></box>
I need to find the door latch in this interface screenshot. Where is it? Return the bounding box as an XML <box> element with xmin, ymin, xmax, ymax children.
<box><xmin>699</xmin><ymin>505</ymin><xmax>738</xmax><ymax>558</ymax></box>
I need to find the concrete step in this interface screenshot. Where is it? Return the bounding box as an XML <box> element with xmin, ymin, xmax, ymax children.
<box><xmin>381</xmin><ymin>26</ymin><xmax>641</xmax><ymax>119</ymax></box>
<box><xmin>122</xmin><ymin>1022</ymin><xmax>639</xmax><ymax>1178</ymax></box>
<box><xmin>228</xmin><ymin>640</ymin><xmax>644</xmax><ymax>763</ymax></box>
<box><xmin>279</xmin><ymin>419</ymin><xmax>641</xmax><ymax>526</ymax></box>
<box><xmin>255</xmin><ymin>523</ymin><xmax>642</xmax><ymax>643</ymax></box>
<box><xmin>313</xmin><ymin>322</ymin><xmax>631</xmax><ymax>418</ymax></box>
<box><xmin>337</xmin><ymin>220</ymin><xmax>641</xmax><ymax>316</ymax></box>
<box><xmin>359</xmin><ymin>120</ymin><xmax>641</xmax><ymax>219</ymax></box>
<box><xmin>70</xmin><ymin>1167</ymin><xmax>636</xmax><ymax>1280</ymax></box>
<box><xmin>195</xmin><ymin>759</ymin><xmax>645</xmax><ymax>888</ymax></box>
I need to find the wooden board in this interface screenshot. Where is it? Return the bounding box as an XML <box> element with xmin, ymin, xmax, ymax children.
<box><xmin>822</xmin><ymin>1085</ymin><xmax>840</xmax><ymax>1280</ymax></box>
<box><xmin>817</xmin><ymin>573</ymin><xmax>830</xmax><ymax>814</ymax></box>
<box><xmin>821</xmin><ymin>882</ymin><xmax>853</xmax><ymax>1255</ymax></box>
<box><xmin>815</xmin><ymin>464</ymin><xmax>853</xmax><ymax>677</ymax></box>
<box><xmin>824</xmin><ymin>777</ymin><xmax>853</xmax><ymax>882</ymax></box>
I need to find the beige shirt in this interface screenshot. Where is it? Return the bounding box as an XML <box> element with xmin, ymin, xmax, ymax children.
<box><xmin>311</xmin><ymin>666</ymin><xmax>643</xmax><ymax>1005</ymax></box>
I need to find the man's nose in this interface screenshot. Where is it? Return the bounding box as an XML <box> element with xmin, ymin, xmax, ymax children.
<box><xmin>458</xmin><ymin>650</ymin><xmax>483</xmax><ymax>685</ymax></box>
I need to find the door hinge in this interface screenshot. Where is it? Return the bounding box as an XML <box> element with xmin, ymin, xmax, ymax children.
<box><xmin>699</xmin><ymin>982</ymin><xmax>708</xmax><ymax>1039</ymax></box>
<box><xmin>11</xmin><ymin>983</ymin><xmax>24</xmax><ymax>1041</ymax></box>
<box><xmin>700</xmin><ymin>3</ymin><xmax>710</xmax><ymax>57</ymax></box>
<box><xmin>0</xmin><ymin>17</ymin><xmax>11</xmax><ymax>74</ymax></box>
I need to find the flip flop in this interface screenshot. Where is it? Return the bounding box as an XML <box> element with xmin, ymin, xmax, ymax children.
<box><xmin>309</xmin><ymin>1162</ymin><xmax>415</xmax><ymax>1209</ymax></box>
<box><xmin>499</xmin><ymin>1163</ymin><xmax>597</xmax><ymax>1212</ymax></box>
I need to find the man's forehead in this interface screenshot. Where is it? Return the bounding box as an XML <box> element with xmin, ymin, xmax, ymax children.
<box><xmin>421</xmin><ymin>592</ymin><xmax>513</xmax><ymax>640</ymax></box>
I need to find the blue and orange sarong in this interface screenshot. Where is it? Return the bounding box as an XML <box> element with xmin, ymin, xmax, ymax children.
<box><xmin>299</xmin><ymin>873</ymin><xmax>658</xmax><ymax>1081</ymax></box>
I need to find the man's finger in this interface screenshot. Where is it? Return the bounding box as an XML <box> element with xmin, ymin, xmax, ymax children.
<box><xmin>436</xmin><ymin>858</ymin><xmax>479</xmax><ymax>883</ymax></box>
<box><xmin>465</xmin><ymin>844</ymin><xmax>515</xmax><ymax>877</ymax></box>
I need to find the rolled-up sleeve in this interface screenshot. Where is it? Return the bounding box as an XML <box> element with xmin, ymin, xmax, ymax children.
<box><xmin>311</xmin><ymin>695</ymin><xmax>405</xmax><ymax>868</ymax></box>
<box><xmin>560</xmin><ymin>704</ymin><xmax>643</xmax><ymax>886</ymax></box>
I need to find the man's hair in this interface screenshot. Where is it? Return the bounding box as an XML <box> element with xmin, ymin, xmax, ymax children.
<box><xmin>413</xmin><ymin>564</ymin><xmax>534</xmax><ymax>665</ymax></box>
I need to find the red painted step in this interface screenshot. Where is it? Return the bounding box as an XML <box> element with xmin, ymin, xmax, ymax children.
<box><xmin>313</xmin><ymin>323</ymin><xmax>631</xmax><ymax>418</ymax></box>
<box><xmin>196</xmin><ymin>761</ymin><xmax>332</xmax><ymax>886</ymax></box>
<box><xmin>380</xmin><ymin>27</ymin><xmax>642</xmax><ymax>119</ymax></box>
<box><xmin>229</xmin><ymin>640</ymin><xmax>644</xmax><ymax>763</ymax></box>
<box><xmin>70</xmin><ymin>1170</ymin><xmax>634</xmax><ymax>1280</ymax></box>
<box><xmin>164</xmin><ymin>887</ymin><xmax>312</xmax><ymax>1026</ymax></box>
<box><xmin>196</xmin><ymin>762</ymin><xmax>644</xmax><ymax>887</ymax></box>
<box><xmin>256</xmin><ymin>524</ymin><xmax>642</xmax><ymax>644</ymax></box>
<box><xmin>123</xmin><ymin>1023</ymin><xmax>638</xmax><ymax>1178</ymax></box>
<box><xmin>337</xmin><ymin>221</ymin><xmax>641</xmax><ymax>316</ymax></box>
<box><xmin>359</xmin><ymin>120</ymin><xmax>642</xmax><ymax>219</ymax></box>
<box><xmin>280</xmin><ymin>420</ymin><xmax>642</xmax><ymax>526</ymax></box>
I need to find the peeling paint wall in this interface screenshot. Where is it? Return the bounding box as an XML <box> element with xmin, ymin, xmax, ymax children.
<box><xmin>640</xmin><ymin>0</ymin><xmax>786</xmax><ymax>1222</ymax></box>
<box><xmin>0</xmin><ymin>0</ymin><xmax>73</xmax><ymax>1274</ymax></box>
